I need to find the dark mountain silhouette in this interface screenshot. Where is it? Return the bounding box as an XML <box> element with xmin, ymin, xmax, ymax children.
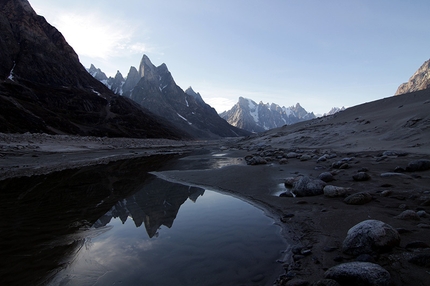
<box><xmin>90</xmin><ymin>56</ymin><xmax>251</xmax><ymax>139</ymax></box>
<box><xmin>0</xmin><ymin>0</ymin><xmax>186</xmax><ymax>139</ymax></box>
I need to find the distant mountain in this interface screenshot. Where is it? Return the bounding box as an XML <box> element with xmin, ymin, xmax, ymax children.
<box><xmin>89</xmin><ymin>55</ymin><xmax>251</xmax><ymax>138</ymax></box>
<box><xmin>395</xmin><ymin>59</ymin><xmax>430</xmax><ymax>95</ymax></box>
<box><xmin>0</xmin><ymin>0</ymin><xmax>184</xmax><ymax>139</ymax></box>
<box><xmin>219</xmin><ymin>97</ymin><xmax>316</xmax><ymax>133</ymax></box>
<box><xmin>87</xmin><ymin>64</ymin><xmax>125</xmax><ymax>95</ymax></box>
<box><xmin>323</xmin><ymin>106</ymin><xmax>345</xmax><ymax>116</ymax></box>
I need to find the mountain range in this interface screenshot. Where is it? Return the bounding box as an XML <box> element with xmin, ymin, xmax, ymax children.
<box><xmin>219</xmin><ymin>97</ymin><xmax>316</xmax><ymax>133</ymax></box>
<box><xmin>0</xmin><ymin>0</ymin><xmax>185</xmax><ymax>139</ymax></box>
<box><xmin>89</xmin><ymin>56</ymin><xmax>250</xmax><ymax>138</ymax></box>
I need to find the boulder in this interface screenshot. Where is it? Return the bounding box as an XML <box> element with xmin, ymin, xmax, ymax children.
<box><xmin>324</xmin><ymin>185</ymin><xmax>348</xmax><ymax>198</ymax></box>
<box><xmin>291</xmin><ymin>176</ymin><xmax>326</xmax><ymax>197</ymax></box>
<box><xmin>324</xmin><ymin>262</ymin><xmax>391</xmax><ymax>286</ymax></box>
<box><xmin>344</xmin><ymin>192</ymin><xmax>372</xmax><ymax>205</ymax></box>
<box><xmin>406</xmin><ymin>159</ymin><xmax>430</xmax><ymax>172</ymax></box>
<box><xmin>342</xmin><ymin>220</ymin><xmax>400</xmax><ymax>256</ymax></box>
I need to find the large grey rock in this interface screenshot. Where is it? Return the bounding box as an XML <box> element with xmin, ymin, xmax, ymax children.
<box><xmin>324</xmin><ymin>262</ymin><xmax>391</xmax><ymax>286</ymax></box>
<box><xmin>291</xmin><ymin>176</ymin><xmax>326</xmax><ymax>197</ymax></box>
<box><xmin>342</xmin><ymin>220</ymin><xmax>400</xmax><ymax>256</ymax></box>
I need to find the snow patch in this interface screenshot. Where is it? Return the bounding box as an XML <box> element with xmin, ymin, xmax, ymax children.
<box><xmin>247</xmin><ymin>98</ymin><xmax>259</xmax><ymax>123</ymax></box>
<box><xmin>7</xmin><ymin>62</ymin><xmax>16</xmax><ymax>81</ymax></box>
<box><xmin>177</xmin><ymin>113</ymin><xmax>192</xmax><ymax>125</ymax></box>
<box><xmin>185</xmin><ymin>97</ymin><xmax>189</xmax><ymax>107</ymax></box>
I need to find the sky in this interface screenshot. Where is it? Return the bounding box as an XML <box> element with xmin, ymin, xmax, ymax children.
<box><xmin>29</xmin><ymin>0</ymin><xmax>430</xmax><ymax>115</ymax></box>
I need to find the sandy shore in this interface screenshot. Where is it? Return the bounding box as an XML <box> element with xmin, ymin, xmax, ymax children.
<box><xmin>0</xmin><ymin>133</ymin><xmax>216</xmax><ymax>180</ymax></box>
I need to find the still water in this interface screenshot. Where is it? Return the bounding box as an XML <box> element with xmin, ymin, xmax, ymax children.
<box><xmin>0</xmin><ymin>154</ymin><xmax>285</xmax><ymax>286</ymax></box>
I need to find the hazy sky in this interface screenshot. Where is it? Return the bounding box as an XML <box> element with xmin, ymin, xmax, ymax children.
<box><xmin>29</xmin><ymin>0</ymin><xmax>430</xmax><ymax>114</ymax></box>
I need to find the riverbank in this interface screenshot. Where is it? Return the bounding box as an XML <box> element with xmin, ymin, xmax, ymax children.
<box><xmin>1</xmin><ymin>132</ymin><xmax>430</xmax><ymax>285</ymax></box>
<box><xmin>154</xmin><ymin>144</ymin><xmax>430</xmax><ymax>286</ymax></box>
<box><xmin>0</xmin><ymin>132</ymin><xmax>215</xmax><ymax>180</ymax></box>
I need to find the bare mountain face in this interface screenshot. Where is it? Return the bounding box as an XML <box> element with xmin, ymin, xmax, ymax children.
<box><xmin>220</xmin><ymin>97</ymin><xmax>316</xmax><ymax>133</ymax></box>
<box><xmin>395</xmin><ymin>59</ymin><xmax>430</xmax><ymax>95</ymax></box>
<box><xmin>89</xmin><ymin>56</ymin><xmax>251</xmax><ymax>138</ymax></box>
<box><xmin>0</xmin><ymin>0</ymin><xmax>185</xmax><ymax>139</ymax></box>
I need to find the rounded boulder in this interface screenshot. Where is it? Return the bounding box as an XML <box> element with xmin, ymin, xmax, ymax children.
<box><xmin>342</xmin><ymin>219</ymin><xmax>400</xmax><ymax>256</ymax></box>
<box><xmin>324</xmin><ymin>262</ymin><xmax>391</xmax><ymax>286</ymax></box>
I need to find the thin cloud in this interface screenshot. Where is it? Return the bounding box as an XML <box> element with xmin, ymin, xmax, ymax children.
<box><xmin>39</xmin><ymin>8</ymin><xmax>149</xmax><ymax>60</ymax></box>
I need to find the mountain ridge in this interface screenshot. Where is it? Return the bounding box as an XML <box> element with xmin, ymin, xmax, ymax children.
<box><xmin>0</xmin><ymin>0</ymin><xmax>186</xmax><ymax>139</ymax></box>
<box><xmin>89</xmin><ymin>56</ymin><xmax>251</xmax><ymax>138</ymax></box>
<box><xmin>220</xmin><ymin>97</ymin><xmax>316</xmax><ymax>133</ymax></box>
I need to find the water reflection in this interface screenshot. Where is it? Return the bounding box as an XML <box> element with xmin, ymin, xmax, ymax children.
<box><xmin>0</xmin><ymin>155</ymin><xmax>177</xmax><ymax>285</ymax></box>
<box><xmin>94</xmin><ymin>177</ymin><xmax>205</xmax><ymax>238</ymax></box>
<box><xmin>0</xmin><ymin>153</ymin><xmax>284</xmax><ymax>286</ymax></box>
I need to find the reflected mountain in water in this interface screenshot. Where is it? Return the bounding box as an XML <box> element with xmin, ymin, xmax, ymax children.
<box><xmin>94</xmin><ymin>177</ymin><xmax>205</xmax><ymax>238</ymax></box>
<box><xmin>0</xmin><ymin>154</ymin><xmax>190</xmax><ymax>285</ymax></box>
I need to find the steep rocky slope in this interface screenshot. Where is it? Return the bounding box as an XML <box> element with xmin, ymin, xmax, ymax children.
<box><xmin>0</xmin><ymin>0</ymin><xmax>185</xmax><ymax>139</ymax></box>
<box><xmin>395</xmin><ymin>59</ymin><xmax>430</xmax><ymax>95</ymax></box>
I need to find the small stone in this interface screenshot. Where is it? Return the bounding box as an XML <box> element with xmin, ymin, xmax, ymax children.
<box><xmin>300</xmin><ymin>154</ymin><xmax>312</xmax><ymax>161</ymax></box>
<box><xmin>380</xmin><ymin>190</ymin><xmax>392</xmax><ymax>197</ymax></box>
<box><xmin>344</xmin><ymin>192</ymin><xmax>372</xmax><ymax>205</ymax></box>
<box><xmin>353</xmin><ymin>172</ymin><xmax>371</xmax><ymax>181</ymax></box>
<box><xmin>395</xmin><ymin>210</ymin><xmax>420</xmax><ymax>220</ymax></box>
<box><xmin>324</xmin><ymin>185</ymin><xmax>348</xmax><ymax>198</ymax></box>
<box><xmin>417</xmin><ymin>210</ymin><xmax>428</xmax><ymax>217</ymax></box>
<box><xmin>318</xmin><ymin>172</ymin><xmax>334</xmax><ymax>182</ymax></box>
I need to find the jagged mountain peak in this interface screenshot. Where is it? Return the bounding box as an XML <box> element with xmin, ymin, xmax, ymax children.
<box><xmin>395</xmin><ymin>59</ymin><xmax>430</xmax><ymax>95</ymax></box>
<box><xmin>91</xmin><ymin>54</ymin><xmax>250</xmax><ymax>138</ymax></box>
<box><xmin>0</xmin><ymin>0</ymin><xmax>186</xmax><ymax>139</ymax></box>
<box><xmin>185</xmin><ymin>87</ymin><xmax>205</xmax><ymax>103</ymax></box>
<box><xmin>220</xmin><ymin>97</ymin><xmax>316</xmax><ymax>133</ymax></box>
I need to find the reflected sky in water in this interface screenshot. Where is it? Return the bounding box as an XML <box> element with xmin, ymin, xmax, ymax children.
<box><xmin>0</xmin><ymin>154</ymin><xmax>285</xmax><ymax>286</ymax></box>
<box><xmin>50</xmin><ymin>182</ymin><xmax>285</xmax><ymax>286</ymax></box>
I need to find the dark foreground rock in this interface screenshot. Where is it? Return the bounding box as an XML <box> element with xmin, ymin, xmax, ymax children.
<box><xmin>342</xmin><ymin>220</ymin><xmax>400</xmax><ymax>256</ymax></box>
<box><xmin>406</xmin><ymin>159</ymin><xmax>430</xmax><ymax>172</ymax></box>
<box><xmin>324</xmin><ymin>262</ymin><xmax>391</xmax><ymax>286</ymax></box>
<box><xmin>343</xmin><ymin>192</ymin><xmax>372</xmax><ymax>205</ymax></box>
<box><xmin>290</xmin><ymin>176</ymin><xmax>326</xmax><ymax>197</ymax></box>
